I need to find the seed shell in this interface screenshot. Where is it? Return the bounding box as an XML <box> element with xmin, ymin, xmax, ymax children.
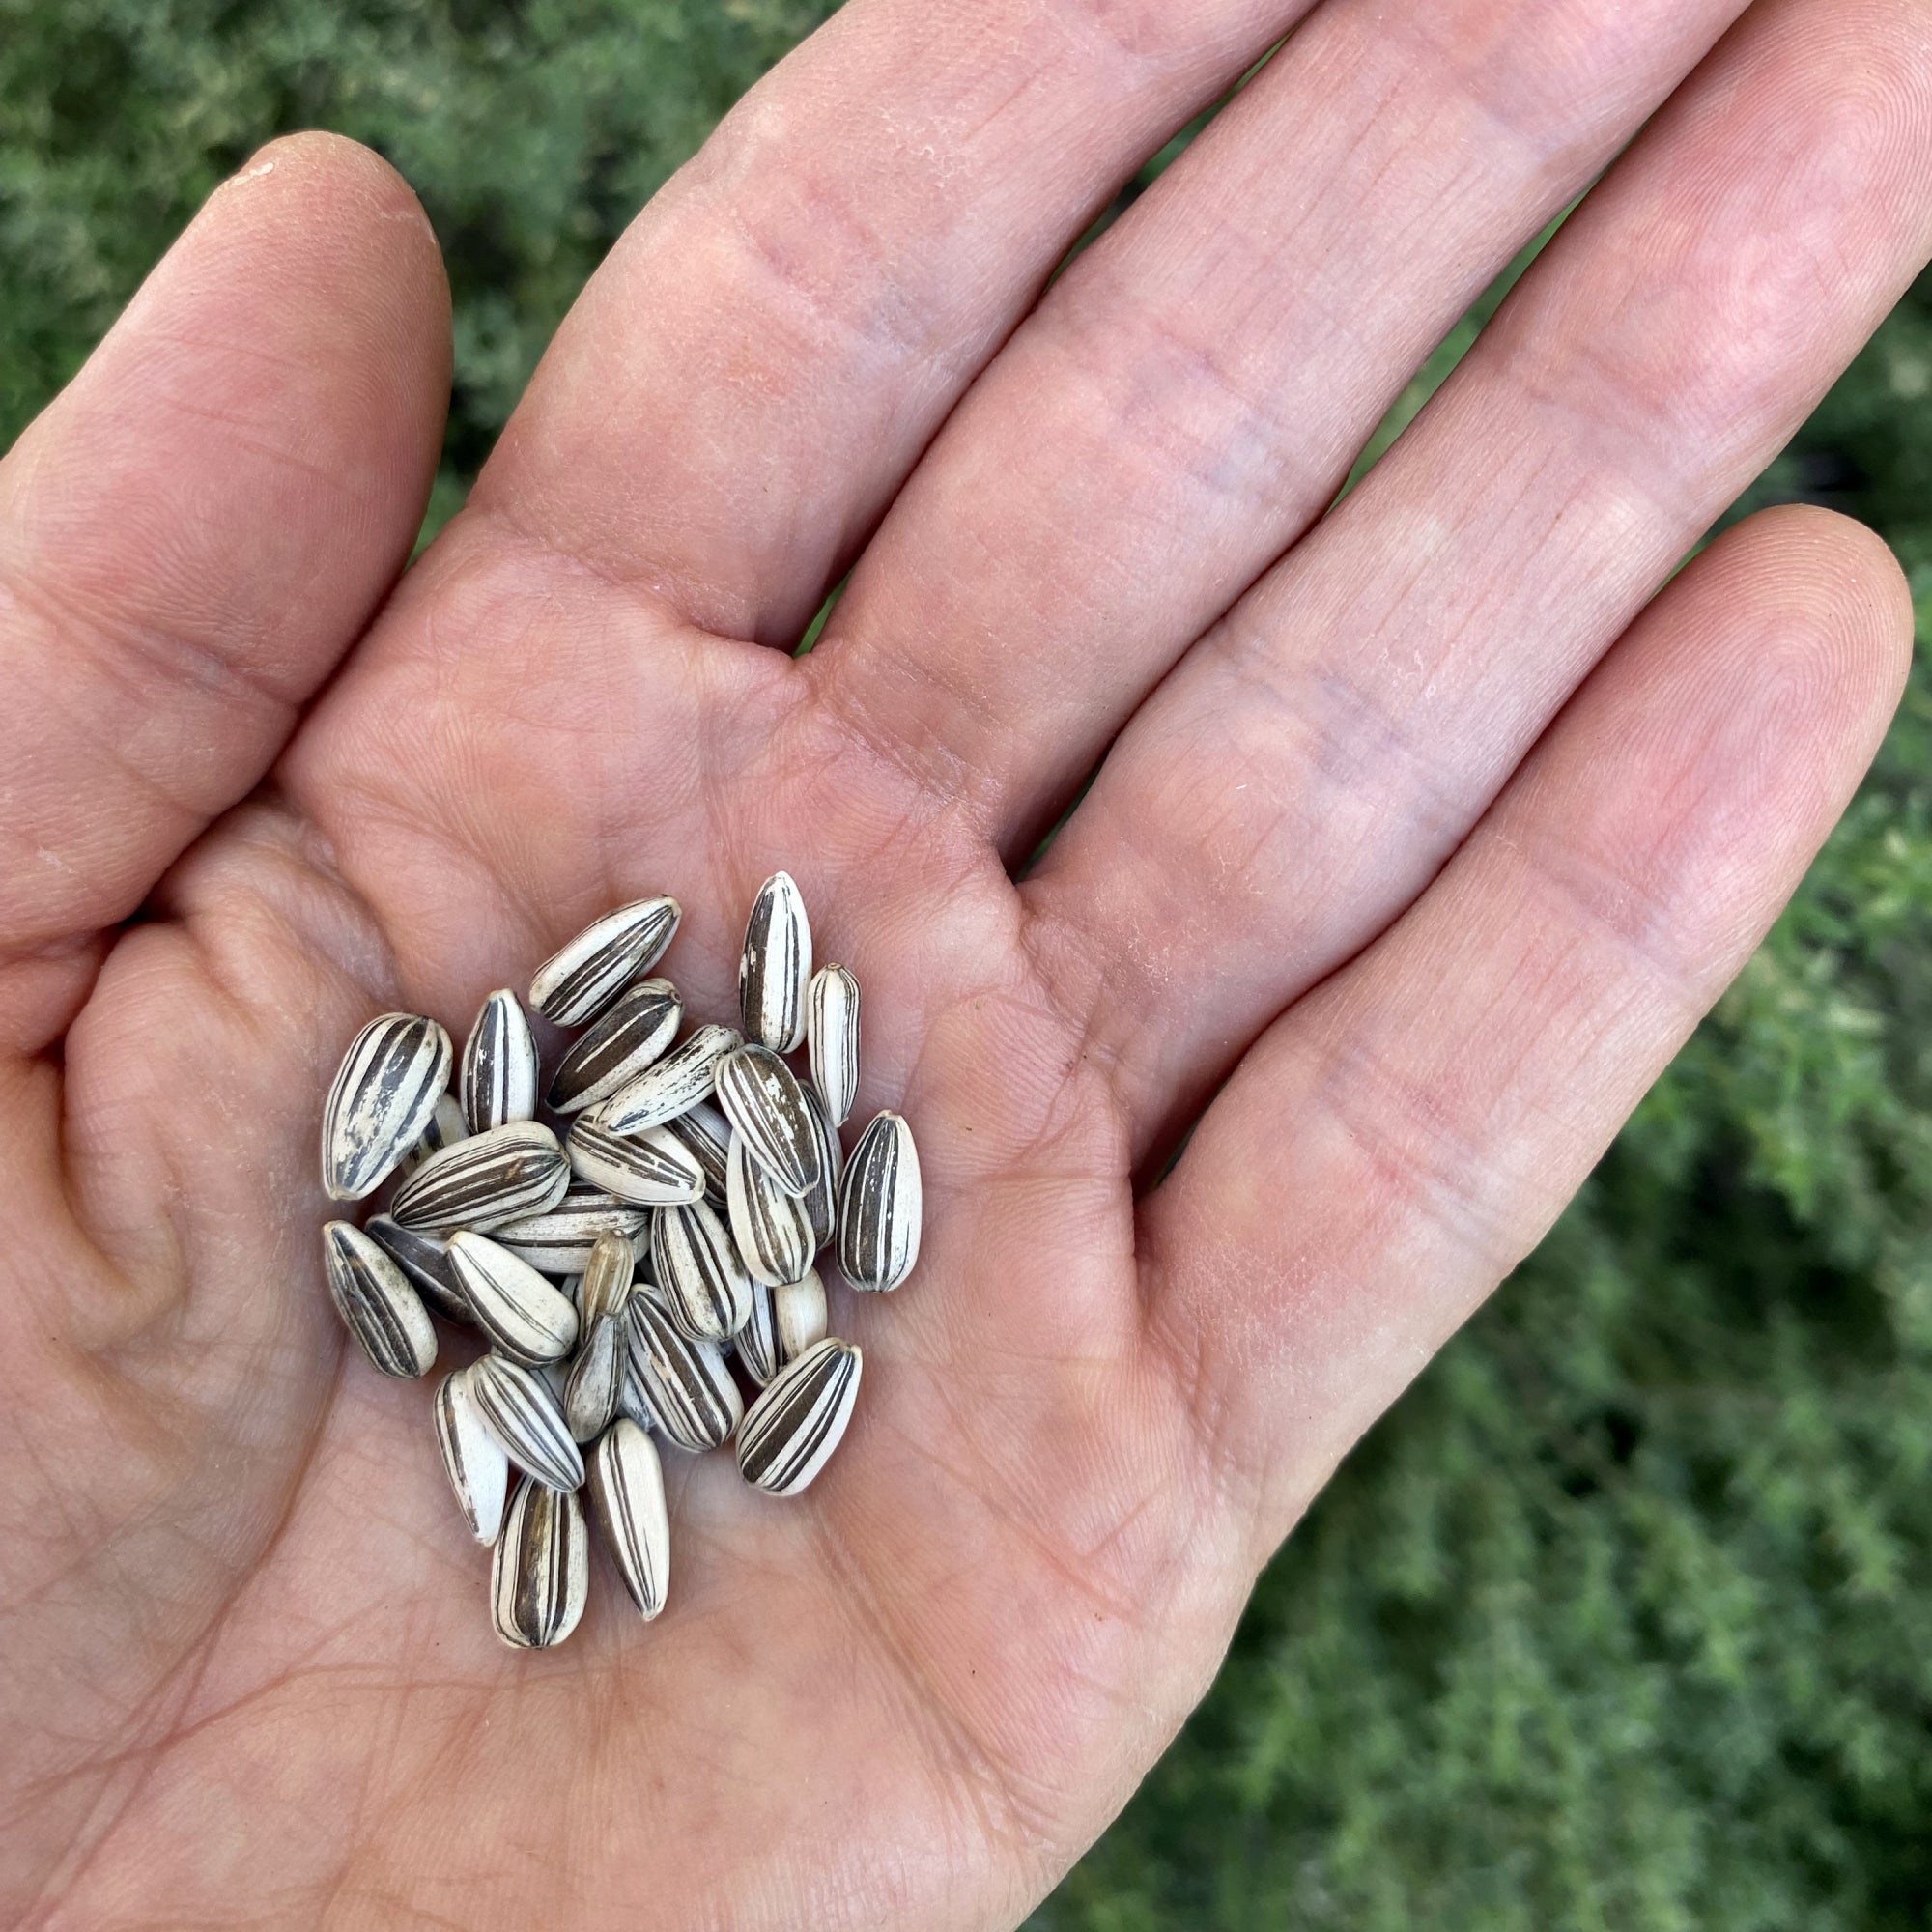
<box><xmin>626</xmin><ymin>1295</ymin><xmax>742</xmax><ymax>1453</ymax></box>
<box><xmin>389</xmin><ymin>1121</ymin><xmax>569</xmax><ymax>1234</ymax></box>
<box><xmin>586</xmin><ymin>1419</ymin><xmax>671</xmax><ymax>1620</ymax></box>
<box><xmin>528</xmin><ymin>896</ymin><xmax>680</xmax><ymax>1026</ymax></box>
<box><xmin>653</xmin><ymin>1199</ymin><xmax>753</xmax><ymax>1344</ymax></box>
<box><xmin>566</xmin><ymin>1115</ymin><xmax>706</xmax><ymax>1207</ymax></box>
<box><xmin>447</xmin><ymin>1232</ymin><xmax>581</xmax><ymax>1364</ymax></box>
<box><xmin>664</xmin><ymin>1098</ymin><xmax>731</xmax><ymax>1208</ymax></box>
<box><xmin>716</xmin><ymin>1045</ymin><xmax>821</xmax><ymax>1199</ymax></box>
<box><xmin>618</xmin><ymin>1362</ymin><xmax>662</xmax><ymax>1434</ymax></box>
<box><xmin>736</xmin><ymin>1337</ymin><xmax>863</xmax><ymax>1496</ymax></box>
<box><xmin>837</xmin><ymin>1110</ymin><xmax>923</xmax><ymax>1293</ymax></box>
<box><xmin>563</xmin><ymin>1313</ymin><xmax>628</xmax><ymax>1443</ymax></box>
<box><xmin>726</xmin><ymin>1131</ymin><xmax>817</xmax><ymax>1288</ymax></box>
<box><xmin>601</xmin><ymin>1023</ymin><xmax>743</xmax><ymax>1134</ymax></box>
<box><xmin>398</xmin><ymin>1091</ymin><xmax>469</xmax><ymax>1178</ymax></box>
<box><xmin>494</xmin><ymin>1182</ymin><xmax>647</xmax><ymax>1275</ymax></box>
<box><xmin>806</xmin><ymin>963</ymin><xmax>861</xmax><ymax>1127</ymax></box>
<box><xmin>738</xmin><ymin>870</ymin><xmax>812</xmax><ymax>1052</ymax></box>
<box><xmin>799</xmin><ymin>1081</ymin><xmax>843</xmax><ymax>1251</ymax></box>
<box><xmin>433</xmin><ymin>1367</ymin><xmax>511</xmax><ymax>1544</ymax></box>
<box><xmin>323</xmin><ymin>1221</ymin><xmax>438</xmax><ymax>1378</ymax></box>
<box><xmin>546</xmin><ymin>979</ymin><xmax>682</xmax><ymax>1114</ymax></box>
<box><xmin>460</xmin><ymin>989</ymin><xmax>540</xmax><ymax>1134</ymax></box>
<box><xmin>469</xmin><ymin>1352</ymin><xmax>586</xmax><ymax>1491</ymax></box>
<box><xmin>364</xmin><ymin>1214</ymin><xmax>471</xmax><ymax>1326</ymax></box>
<box><xmin>491</xmin><ymin>1478</ymin><xmax>588</xmax><ymax>1649</ymax></box>
<box><xmin>320</xmin><ymin>1012</ymin><xmax>453</xmax><ymax>1200</ymax></box>
<box><xmin>578</xmin><ymin>1229</ymin><xmax>638</xmax><ymax>1326</ymax></box>
<box><xmin>736</xmin><ymin>1268</ymin><xmax>829</xmax><ymax>1387</ymax></box>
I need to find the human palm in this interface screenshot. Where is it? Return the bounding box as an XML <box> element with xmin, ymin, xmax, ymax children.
<box><xmin>5</xmin><ymin>0</ymin><xmax>1929</xmax><ymax>1925</ymax></box>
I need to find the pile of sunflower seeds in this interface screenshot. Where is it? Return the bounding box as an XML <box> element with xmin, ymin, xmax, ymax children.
<box><xmin>318</xmin><ymin>875</ymin><xmax>919</xmax><ymax>1648</ymax></box>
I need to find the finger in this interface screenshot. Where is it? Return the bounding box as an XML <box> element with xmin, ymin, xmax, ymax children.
<box><xmin>1025</xmin><ymin>0</ymin><xmax>1932</xmax><ymax>1155</ymax></box>
<box><xmin>805</xmin><ymin>0</ymin><xmax>1746</xmax><ymax>846</ymax></box>
<box><xmin>1143</xmin><ymin>504</ymin><xmax>1910</xmax><ymax>1548</ymax></box>
<box><xmin>0</xmin><ymin>132</ymin><xmax>449</xmax><ymax>1038</ymax></box>
<box><xmin>471</xmin><ymin>0</ymin><xmax>1309</xmax><ymax>644</ymax></box>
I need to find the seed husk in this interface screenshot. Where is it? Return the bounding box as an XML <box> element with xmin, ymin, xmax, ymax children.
<box><xmin>806</xmin><ymin>963</ymin><xmax>861</xmax><ymax>1127</ymax></box>
<box><xmin>320</xmin><ymin>1011</ymin><xmax>453</xmax><ymax>1200</ymax></box>
<box><xmin>736</xmin><ymin>1337</ymin><xmax>863</xmax><ymax>1496</ymax></box>
<box><xmin>491</xmin><ymin>1478</ymin><xmax>588</xmax><ymax>1648</ymax></box>
<box><xmin>398</xmin><ymin>1091</ymin><xmax>469</xmax><ymax>1178</ymax></box>
<box><xmin>715</xmin><ymin>1044</ymin><xmax>820</xmax><ymax>1199</ymax></box>
<box><xmin>726</xmin><ymin>1131</ymin><xmax>817</xmax><ymax>1289</ymax></box>
<box><xmin>563</xmin><ymin>1313</ymin><xmax>627</xmax><ymax>1443</ymax></box>
<box><xmin>626</xmin><ymin>1294</ymin><xmax>742</xmax><ymax>1453</ymax></box>
<box><xmin>566</xmin><ymin>1114</ymin><xmax>706</xmax><ymax>1207</ymax></box>
<box><xmin>389</xmin><ymin>1120</ymin><xmax>570</xmax><ymax>1234</ymax></box>
<box><xmin>364</xmin><ymin>1214</ymin><xmax>471</xmax><ymax>1326</ymax></box>
<box><xmin>837</xmin><ymin>1110</ymin><xmax>922</xmax><ymax>1293</ymax></box>
<box><xmin>736</xmin><ymin>1268</ymin><xmax>829</xmax><ymax>1387</ymax></box>
<box><xmin>545</xmin><ymin>979</ymin><xmax>682</xmax><ymax>1114</ymax></box>
<box><xmin>323</xmin><ymin>1221</ymin><xmax>438</xmax><ymax>1378</ymax></box>
<box><xmin>447</xmin><ymin>1231</ymin><xmax>581</xmax><ymax>1364</ymax></box>
<box><xmin>528</xmin><ymin>896</ymin><xmax>680</xmax><ymax>1026</ymax></box>
<box><xmin>738</xmin><ymin>870</ymin><xmax>812</xmax><ymax>1053</ymax></box>
<box><xmin>601</xmin><ymin>1023</ymin><xmax>742</xmax><ymax>1135</ymax></box>
<box><xmin>618</xmin><ymin>1361</ymin><xmax>662</xmax><ymax>1434</ymax></box>
<box><xmin>652</xmin><ymin>1198</ymin><xmax>752</xmax><ymax>1344</ymax></box>
<box><xmin>494</xmin><ymin>1182</ymin><xmax>646</xmax><ymax>1275</ymax></box>
<box><xmin>469</xmin><ymin>1352</ymin><xmax>586</xmax><ymax>1491</ymax></box>
<box><xmin>433</xmin><ymin>1367</ymin><xmax>511</xmax><ymax>1544</ymax></box>
<box><xmin>578</xmin><ymin>1229</ymin><xmax>638</xmax><ymax>1326</ymax></box>
<box><xmin>586</xmin><ymin>1419</ymin><xmax>671</xmax><ymax>1620</ymax></box>
<box><xmin>461</xmin><ymin>988</ymin><xmax>540</xmax><ymax>1134</ymax></box>
<box><xmin>664</xmin><ymin>1097</ymin><xmax>731</xmax><ymax>1208</ymax></box>
<box><xmin>799</xmin><ymin>1082</ymin><xmax>843</xmax><ymax>1251</ymax></box>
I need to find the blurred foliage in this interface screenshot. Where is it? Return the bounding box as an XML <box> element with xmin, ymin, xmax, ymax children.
<box><xmin>4</xmin><ymin>3</ymin><xmax>1931</xmax><ymax>1924</ymax></box>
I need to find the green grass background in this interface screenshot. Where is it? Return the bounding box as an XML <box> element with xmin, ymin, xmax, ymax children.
<box><xmin>7</xmin><ymin>3</ymin><xmax>1932</xmax><ymax>1924</ymax></box>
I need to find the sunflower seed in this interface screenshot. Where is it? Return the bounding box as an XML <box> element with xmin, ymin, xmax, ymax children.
<box><xmin>586</xmin><ymin>1419</ymin><xmax>671</xmax><ymax>1620</ymax></box>
<box><xmin>398</xmin><ymin>1091</ymin><xmax>469</xmax><ymax>1178</ymax></box>
<box><xmin>537</xmin><ymin>1358</ymin><xmax>571</xmax><ymax>1405</ymax></box>
<box><xmin>738</xmin><ymin>870</ymin><xmax>812</xmax><ymax>1052</ymax></box>
<box><xmin>601</xmin><ymin>1023</ymin><xmax>742</xmax><ymax>1134</ymax></box>
<box><xmin>447</xmin><ymin>1231</ymin><xmax>581</xmax><ymax>1364</ymax></box>
<box><xmin>433</xmin><ymin>1366</ymin><xmax>511</xmax><ymax>1544</ymax></box>
<box><xmin>726</xmin><ymin>1131</ymin><xmax>817</xmax><ymax>1288</ymax></box>
<box><xmin>838</xmin><ymin>1110</ymin><xmax>922</xmax><ymax>1293</ymax></box>
<box><xmin>491</xmin><ymin>1478</ymin><xmax>588</xmax><ymax>1648</ymax></box>
<box><xmin>364</xmin><ymin>1215</ymin><xmax>471</xmax><ymax>1326</ymax></box>
<box><xmin>320</xmin><ymin>1012</ymin><xmax>452</xmax><ymax>1200</ymax></box>
<box><xmin>323</xmin><ymin>1221</ymin><xmax>437</xmax><ymax>1378</ymax></box>
<box><xmin>627</xmin><ymin>1295</ymin><xmax>742</xmax><ymax>1453</ymax></box>
<box><xmin>469</xmin><ymin>1352</ymin><xmax>586</xmax><ymax>1490</ymax></box>
<box><xmin>566</xmin><ymin>1114</ymin><xmax>706</xmax><ymax>1207</ymax></box>
<box><xmin>736</xmin><ymin>1337</ymin><xmax>862</xmax><ymax>1496</ymax></box>
<box><xmin>807</xmin><ymin>963</ymin><xmax>860</xmax><ymax>1127</ymax></box>
<box><xmin>716</xmin><ymin>1045</ymin><xmax>820</xmax><ymax>1199</ymax></box>
<box><xmin>799</xmin><ymin>1082</ymin><xmax>843</xmax><ymax>1250</ymax></box>
<box><xmin>493</xmin><ymin>1181</ymin><xmax>646</xmax><ymax>1275</ymax></box>
<box><xmin>389</xmin><ymin>1121</ymin><xmax>569</xmax><ymax>1234</ymax></box>
<box><xmin>664</xmin><ymin>1097</ymin><xmax>731</xmax><ymax>1208</ymax></box>
<box><xmin>736</xmin><ymin>1268</ymin><xmax>828</xmax><ymax>1387</ymax></box>
<box><xmin>578</xmin><ymin>1228</ymin><xmax>638</xmax><ymax>1326</ymax></box>
<box><xmin>563</xmin><ymin>1313</ymin><xmax>627</xmax><ymax>1443</ymax></box>
<box><xmin>528</xmin><ymin>896</ymin><xmax>681</xmax><ymax>1026</ymax></box>
<box><xmin>460</xmin><ymin>988</ymin><xmax>540</xmax><ymax>1134</ymax></box>
<box><xmin>618</xmin><ymin>1362</ymin><xmax>662</xmax><ymax>1434</ymax></box>
<box><xmin>652</xmin><ymin>1199</ymin><xmax>752</xmax><ymax>1344</ymax></box>
<box><xmin>545</xmin><ymin>978</ymin><xmax>682</xmax><ymax>1114</ymax></box>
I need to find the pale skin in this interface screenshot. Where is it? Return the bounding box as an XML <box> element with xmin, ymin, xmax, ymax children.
<box><xmin>2</xmin><ymin>0</ymin><xmax>1928</xmax><ymax>1922</ymax></box>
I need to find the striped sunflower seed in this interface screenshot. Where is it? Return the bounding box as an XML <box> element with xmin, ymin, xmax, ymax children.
<box><xmin>491</xmin><ymin>1478</ymin><xmax>588</xmax><ymax>1648</ymax></box>
<box><xmin>738</xmin><ymin>870</ymin><xmax>812</xmax><ymax>1052</ymax></box>
<box><xmin>664</xmin><ymin>1097</ymin><xmax>731</xmax><ymax>1208</ymax></box>
<box><xmin>460</xmin><ymin>988</ymin><xmax>540</xmax><ymax>1134</ymax></box>
<box><xmin>320</xmin><ymin>1012</ymin><xmax>452</xmax><ymax>1200</ymax></box>
<box><xmin>716</xmin><ymin>1044</ymin><xmax>821</xmax><ymax>1199</ymax></box>
<box><xmin>389</xmin><ymin>1120</ymin><xmax>570</xmax><ymax>1234</ymax></box>
<box><xmin>601</xmin><ymin>1023</ymin><xmax>742</xmax><ymax>1135</ymax></box>
<box><xmin>566</xmin><ymin>1114</ymin><xmax>705</xmax><ymax>1207</ymax></box>
<box><xmin>627</xmin><ymin>1294</ymin><xmax>742</xmax><ymax>1453</ymax></box>
<box><xmin>586</xmin><ymin>1418</ymin><xmax>671</xmax><ymax>1620</ymax></box>
<box><xmin>323</xmin><ymin>1221</ymin><xmax>437</xmax><ymax>1378</ymax></box>
<box><xmin>837</xmin><ymin>1110</ymin><xmax>922</xmax><ymax>1293</ymax></box>
<box><xmin>545</xmin><ymin>978</ymin><xmax>682</xmax><ymax>1114</ymax></box>
<box><xmin>398</xmin><ymin>1091</ymin><xmax>468</xmax><ymax>1178</ymax></box>
<box><xmin>736</xmin><ymin>1337</ymin><xmax>863</xmax><ymax>1496</ymax></box>
<box><xmin>726</xmin><ymin>1131</ymin><xmax>817</xmax><ymax>1289</ymax></box>
<box><xmin>618</xmin><ymin>1361</ymin><xmax>662</xmax><ymax>1434</ymax></box>
<box><xmin>799</xmin><ymin>1081</ymin><xmax>843</xmax><ymax>1251</ymax></box>
<box><xmin>528</xmin><ymin>895</ymin><xmax>680</xmax><ymax>1026</ymax></box>
<box><xmin>447</xmin><ymin>1231</ymin><xmax>581</xmax><ymax>1364</ymax></box>
<box><xmin>433</xmin><ymin>1366</ymin><xmax>511</xmax><ymax>1544</ymax></box>
<box><xmin>469</xmin><ymin>1352</ymin><xmax>586</xmax><ymax>1491</ymax></box>
<box><xmin>736</xmin><ymin>1268</ymin><xmax>828</xmax><ymax>1387</ymax></box>
<box><xmin>806</xmin><ymin>963</ymin><xmax>861</xmax><ymax>1127</ymax></box>
<box><xmin>494</xmin><ymin>1181</ymin><xmax>646</xmax><ymax>1275</ymax></box>
<box><xmin>364</xmin><ymin>1214</ymin><xmax>471</xmax><ymax>1326</ymax></box>
<box><xmin>578</xmin><ymin>1228</ymin><xmax>638</xmax><ymax>1326</ymax></box>
<box><xmin>563</xmin><ymin>1313</ymin><xmax>627</xmax><ymax>1443</ymax></box>
<box><xmin>652</xmin><ymin>1198</ymin><xmax>752</xmax><ymax>1344</ymax></box>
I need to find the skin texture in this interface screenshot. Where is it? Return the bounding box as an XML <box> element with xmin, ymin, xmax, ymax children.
<box><xmin>1</xmin><ymin>0</ymin><xmax>1929</xmax><ymax>1925</ymax></box>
